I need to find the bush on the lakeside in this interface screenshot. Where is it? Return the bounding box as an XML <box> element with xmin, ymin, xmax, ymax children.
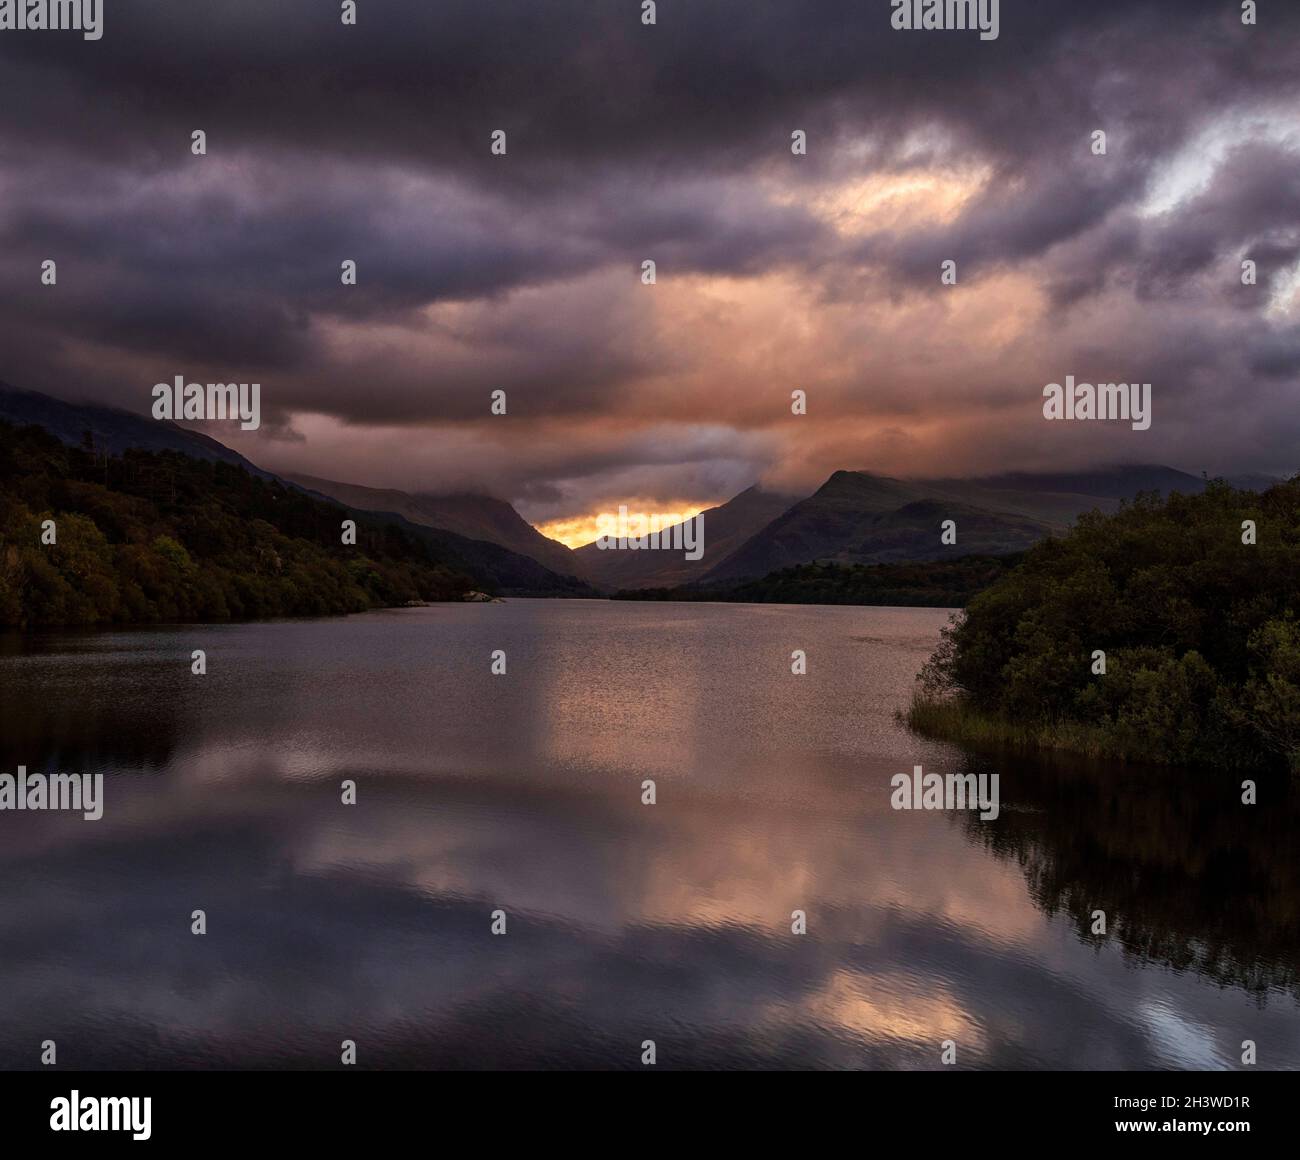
<box><xmin>0</xmin><ymin>420</ymin><xmax>477</xmax><ymax>628</ymax></box>
<box><xmin>913</xmin><ymin>478</ymin><xmax>1300</xmax><ymax>771</ymax></box>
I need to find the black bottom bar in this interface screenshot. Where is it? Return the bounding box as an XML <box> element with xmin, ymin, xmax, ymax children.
<box><xmin>1</xmin><ymin>1068</ymin><xmax>1291</xmax><ymax>1146</ymax></box>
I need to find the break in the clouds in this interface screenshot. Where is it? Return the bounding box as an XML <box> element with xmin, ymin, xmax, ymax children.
<box><xmin>1</xmin><ymin>0</ymin><xmax>1298</xmax><ymax>528</ymax></box>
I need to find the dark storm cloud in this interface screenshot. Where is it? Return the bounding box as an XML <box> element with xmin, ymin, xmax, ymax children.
<box><xmin>0</xmin><ymin>1</ymin><xmax>1223</xmax><ymax>164</ymax></box>
<box><xmin>0</xmin><ymin>0</ymin><xmax>1298</xmax><ymax>502</ymax></box>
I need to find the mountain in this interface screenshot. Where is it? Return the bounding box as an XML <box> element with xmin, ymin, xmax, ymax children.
<box><xmin>937</xmin><ymin>464</ymin><xmax>1208</xmax><ymax>500</ymax></box>
<box><xmin>701</xmin><ymin>465</ymin><xmax>1222</xmax><ymax>584</ymax></box>
<box><xmin>0</xmin><ymin>384</ymin><xmax>590</xmax><ymax>597</ymax></box>
<box><xmin>702</xmin><ymin>472</ymin><xmax>1049</xmax><ymax>582</ymax></box>
<box><xmin>0</xmin><ymin>417</ymin><xmax>486</xmax><ymax>627</ymax></box>
<box><xmin>7</xmin><ymin>384</ymin><xmax>1278</xmax><ymax>598</ymax></box>
<box><xmin>918</xmin><ymin>465</ymin><xmax>1210</xmax><ymax>527</ymax></box>
<box><xmin>367</xmin><ymin>511</ymin><xmax>591</xmax><ymax>596</ymax></box>
<box><xmin>284</xmin><ymin>473</ymin><xmax>583</xmax><ymax>581</ymax></box>
<box><xmin>573</xmin><ymin>485</ymin><xmax>802</xmax><ymax>590</ymax></box>
<box><xmin>1226</xmin><ymin>472</ymin><xmax>1282</xmax><ymax>492</ymax></box>
<box><xmin>0</xmin><ymin>383</ymin><xmax>276</xmax><ymax>478</ymax></box>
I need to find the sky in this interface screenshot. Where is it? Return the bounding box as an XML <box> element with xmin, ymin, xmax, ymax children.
<box><xmin>1</xmin><ymin>0</ymin><xmax>1298</xmax><ymax>540</ymax></box>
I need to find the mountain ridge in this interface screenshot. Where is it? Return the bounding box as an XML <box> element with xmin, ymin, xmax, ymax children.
<box><xmin>0</xmin><ymin>384</ymin><xmax>589</xmax><ymax>596</ymax></box>
<box><xmin>698</xmin><ymin>465</ymin><xmax>1240</xmax><ymax>584</ymax></box>
<box><xmin>3</xmin><ymin>383</ymin><xmax>1279</xmax><ymax>594</ymax></box>
<box><xmin>285</xmin><ymin>472</ymin><xmax>585</xmax><ymax>581</ymax></box>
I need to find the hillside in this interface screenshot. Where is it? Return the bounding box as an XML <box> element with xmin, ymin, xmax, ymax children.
<box><xmin>0</xmin><ymin>385</ymin><xmax>589</xmax><ymax>600</ymax></box>
<box><xmin>705</xmin><ymin>471</ymin><xmax>1052</xmax><ymax>582</ymax></box>
<box><xmin>918</xmin><ymin>466</ymin><xmax>1210</xmax><ymax>528</ymax></box>
<box><xmin>0</xmin><ymin>383</ymin><xmax>275</xmax><ymax>478</ymax></box>
<box><xmin>0</xmin><ymin>420</ymin><xmax>578</xmax><ymax>628</ymax></box>
<box><xmin>703</xmin><ymin>466</ymin><xmax>1222</xmax><ymax>583</ymax></box>
<box><xmin>287</xmin><ymin>472</ymin><xmax>584</xmax><ymax>581</ymax></box>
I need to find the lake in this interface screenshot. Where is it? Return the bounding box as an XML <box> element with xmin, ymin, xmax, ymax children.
<box><xmin>1</xmin><ymin>599</ymin><xmax>1297</xmax><ymax>1069</ymax></box>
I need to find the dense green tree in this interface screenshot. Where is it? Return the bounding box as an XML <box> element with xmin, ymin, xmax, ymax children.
<box><xmin>0</xmin><ymin>420</ymin><xmax>479</xmax><ymax>628</ymax></box>
<box><xmin>916</xmin><ymin>479</ymin><xmax>1300</xmax><ymax>771</ymax></box>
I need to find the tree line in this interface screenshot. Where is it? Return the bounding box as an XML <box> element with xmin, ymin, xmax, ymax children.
<box><xmin>912</xmin><ymin>478</ymin><xmax>1300</xmax><ymax>772</ymax></box>
<box><xmin>0</xmin><ymin>421</ymin><xmax>479</xmax><ymax>628</ymax></box>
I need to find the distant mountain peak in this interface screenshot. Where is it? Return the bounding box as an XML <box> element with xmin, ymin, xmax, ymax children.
<box><xmin>286</xmin><ymin>472</ymin><xmax>584</xmax><ymax>580</ymax></box>
<box><xmin>701</xmin><ymin>463</ymin><xmax>1220</xmax><ymax>584</ymax></box>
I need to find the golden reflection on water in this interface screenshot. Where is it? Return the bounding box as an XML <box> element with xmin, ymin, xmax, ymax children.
<box><xmin>2</xmin><ymin>602</ymin><xmax>1298</xmax><ymax>1068</ymax></box>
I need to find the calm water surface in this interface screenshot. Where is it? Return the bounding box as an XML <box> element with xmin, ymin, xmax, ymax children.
<box><xmin>1</xmin><ymin>599</ymin><xmax>1297</xmax><ymax>1069</ymax></box>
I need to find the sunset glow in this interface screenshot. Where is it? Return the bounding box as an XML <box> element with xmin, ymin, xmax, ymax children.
<box><xmin>538</xmin><ymin>506</ymin><xmax>709</xmax><ymax>549</ymax></box>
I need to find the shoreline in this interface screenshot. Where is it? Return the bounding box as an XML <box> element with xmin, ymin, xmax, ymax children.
<box><xmin>900</xmin><ymin>693</ymin><xmax>1281</xmax><ymax>772</ymax></box>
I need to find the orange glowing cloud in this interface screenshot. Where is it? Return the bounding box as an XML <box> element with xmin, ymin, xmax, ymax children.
<box><xmin>539</xmin><ymin>505</ymin><xmax>708</xmax><ymax>549</ymax></box>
